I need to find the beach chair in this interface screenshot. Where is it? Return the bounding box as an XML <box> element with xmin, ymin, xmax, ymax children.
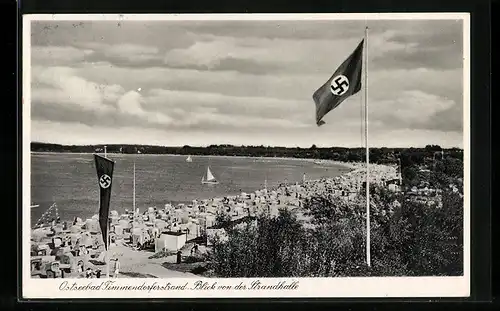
<box><xmin>37</xmin><ymin>261</ymin><xmax>62</xmax><ymax>278</ymax></box>
<box><xmin>36</xmin><ymin>244</ymin><xmax>50</xmax><ymax>256</ymax></box>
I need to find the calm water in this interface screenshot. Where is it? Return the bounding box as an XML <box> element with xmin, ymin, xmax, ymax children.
<box><xmin>30</xmin><ymin>153</ymin><xmax>351</xmax><ymax>226</ymax></box>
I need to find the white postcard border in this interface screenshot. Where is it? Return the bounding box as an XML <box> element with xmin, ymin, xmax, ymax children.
<box><xmin>22</xmin><ymin>13</ymin><xmax>471</xmax><ymax>299</ymax></box>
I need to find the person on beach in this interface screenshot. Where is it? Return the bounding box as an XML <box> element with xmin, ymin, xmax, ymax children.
<box><xmin>190</xmin><ymin>244</ymin><xmax>198</xmax><ymax>256</ymax></box>
<box><xmin>77</xmin><ymin>262</ymin><xmax>83</xmax><ymax>274</ymax></box>
<box><xmin>85</xmin><ymin>268</ymin><xmax>92</xmax><ymax>278</ymax></box>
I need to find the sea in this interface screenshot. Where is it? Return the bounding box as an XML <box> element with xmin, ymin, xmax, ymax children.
<box><xmin>30</xmin><ymin>152</ymin><xmax>351</xmax><ymax>226</ymax></box>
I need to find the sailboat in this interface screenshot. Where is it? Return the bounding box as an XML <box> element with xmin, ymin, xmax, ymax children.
<box><xmin>201</xmin><ymin>166</ymin><xmax>219</xmax><ymax>184</ymax></box>
<box><xmin>186</xmin><ymin>155</ymin><xmax>193</xmax><ymax>163</ymax></box>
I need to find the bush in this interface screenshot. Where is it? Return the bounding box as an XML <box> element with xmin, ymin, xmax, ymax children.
<box><xmin>148</xmin><ymin>249</ymin><xmax>177</xmax><ymax>259</ymax></box>
<box><xmin>210</xmin><ymin>187</ymin><xmax>463</xmax><ymax>277</ymax></box>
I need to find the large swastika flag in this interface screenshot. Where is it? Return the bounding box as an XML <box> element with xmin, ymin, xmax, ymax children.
<box><xmin>94</xmin><ymin>154</ymin><xmax>115</xmax><ymax>249</ymax></box>
<box><xmin>313</xmin><ymin>39</ymin><xmax>364</xmax><ymax>126</ymax></box>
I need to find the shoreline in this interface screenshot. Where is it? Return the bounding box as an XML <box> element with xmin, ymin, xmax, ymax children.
<box><xmin>30</xmin><ymin>161</ymin><xmax>389</xmax><ymax>226</ymax></box>
<box><xmin>30</xmin><ymin>161</ymin><xmax>398</xmax><ymax>279</ymax></box>
<box><xmin>30</xmin><ymin>151</ymin><xmax>358</xmax><ymax>169</ymax></box>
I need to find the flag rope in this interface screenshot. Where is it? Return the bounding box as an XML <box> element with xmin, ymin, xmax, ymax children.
<box><xmin>364</xmin><ymin>25</ymin><xmax>371</xmax><ymax>267</ymax></box>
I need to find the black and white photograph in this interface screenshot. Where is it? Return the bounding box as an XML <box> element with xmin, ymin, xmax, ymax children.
<box><xmin>22</xmin><ymin>13</ymin><xmax>470</xmax><ymax>298</ymax></box>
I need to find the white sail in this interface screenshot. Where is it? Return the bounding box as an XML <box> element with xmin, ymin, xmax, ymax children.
<box><xmin>202</xmin><ymin>166</ymin><xmax>218</xmax><ymax>184</ymax></box>
<box><xmin>186</xmin><ymin>155</ymin><xmax>192</xmax><ymax>162</ymax></box>
<box><xmin>206</xmin><ymin>166</ymin><xmax>215</xmax><ymax>181</ymax></box>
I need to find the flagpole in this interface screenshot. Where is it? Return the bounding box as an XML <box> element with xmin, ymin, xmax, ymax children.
<box><xmin>106</xmin><ymin>220</ymin><xmax>110</xmax><ymax>278</ymax></box>
<box><xmin>398</xmin><ymin>156</ymin><xmax>403</xmax><ymax>186</ymax></box>
<box><xmin>102</xmin><ymin>149</ymin><xmax>110</xmax><ymax>278</ymax></box>
<box><xmin>264</xmin><ymin>169</ymin><xmax>268</xmax><ymax>192</ymax></box>
<box><xmin>105</xmin><ymin>149</ymin><xmax>110</xmax><ymax>278</ymax></box>
<box><xmin>364</xmin><ymin>26</ymin><xmax>371</xmax><ymax>267</ymax></box>
<box><xmin>133</xmin><ymin>161</ymin><xmax>136</xmax><ymax>211</ymax></box>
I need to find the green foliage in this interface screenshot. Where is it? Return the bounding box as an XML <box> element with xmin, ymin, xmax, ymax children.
<box><xmin>214</xmin><ymin>212</ymin><xmax>232</xmax><ymax>229</ymax></box>
<box><xmin>31</xmin><ymin>142</ymin><xmax>463</xmax><ymax>167</ymax></box>
<box><xmin>210</xmin><ymin>186</ymin><xmax>463</xmax><ymax>277</ymax></box>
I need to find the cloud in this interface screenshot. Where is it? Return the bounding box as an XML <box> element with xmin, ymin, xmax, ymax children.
<box><xmin>163</xmin><ymin>34</ymin><xmax>370</xmax><ymax>74</ymax></box>
<box><xmin>117</xmin><ymin>91</ymin><xmax>145</xmax><ymax>115</ymax></box>
<box><xmin>116</xmin><ymin>90</ymin><xmax>174</xmax><ymax>125</ymax></box>
<box><xmin>371</xmin><ymin>20</ymin><xmax>463</xmax><ymax>70</ymax></box>
<box><xmin>52</xmin><ymin>61</ymin><xmax>462</xmax><ymax>136</ymax></box>
<box><xmin>80</xmin><ymin>42</ymin><xmax>165</xmax><ymax>68</ymax></box>
<box><xmin>164</xmin><ymin>36</ymin><xmax>295</xmax><ymax>70</ymax></box>
<box><xmin>71</xmin><ymin>61</ymin><xmax>462</xmax><ymax>111</ymax></box>
<box><xmin>29</xmin><ymin>18</ymin><xmax>465</xmax><ymax>147</ymax></box>
<box><xmin>173</xmin><ymin>20</ymin><xmax>368</xmax><ymax>41</ymax></box>
<box><xmin>31</xmin><ymin>46</ymin><xmax>95</xmax><ymax>66</ymax></box>
<box><xmin>145</xmin><ymin>89</ymin><xmax>308</xmax><ymax>118</ymax></box>
<box><xmin>31</xmin><ymin>67</ymin><xmax>175</xmax><ymax>127</ymax></box>
<box><xmin>31</xmin><ymin>119</ymin><xmax>463</xmax><ymax>148</ymax></box>
<box><xmin>31</xmin><ymin>20</ymin><xmax>463</xmax><ymax>75</ymax></box>
<box><xmin>31</xmin><ymin>66</ymin><xmax>123</xmax><ymax>113</ymax></box>
<box><xmin>369</xmin><ymin>90</ymin><xmax>457</xmax><ymax>129</ymax></box>
<box><xmin>31</xmin><ymin>21</ymin><xmax>195</xmax><ymax>50</ymax></box>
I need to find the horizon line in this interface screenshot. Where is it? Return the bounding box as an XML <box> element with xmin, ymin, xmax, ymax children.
<box><xmin>30</xmin><ymin>141</ymin><xmax>464</xmax><ymax>150</ymax></box>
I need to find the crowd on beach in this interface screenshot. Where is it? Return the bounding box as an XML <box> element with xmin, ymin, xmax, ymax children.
<box><xmin>30</xmin><ymin>161</ymin><xmax>402</xmax><ymax>279</ymax></box>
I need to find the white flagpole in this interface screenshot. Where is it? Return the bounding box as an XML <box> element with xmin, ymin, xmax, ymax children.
<box><xmin>264</xmin><ymin>169</ymin><xmax>268</xmax><ymax>192</ymax></box>
<box><xmin>133</xmin><ymin>161</ymin><xmax>136</xmax><ymax>210</ymax></box>
<box><xmin>106</xmin><ymin>221</ymin><xmax>111</xmax><ymax>278</ymax></box>
<box><xmin>364</xmin><ymin>26</ymin><xmax>371</xmax><ymax>267</ymax></box>
<box><xmin>398</xmin><ymin>156</ymin><xmax>403</xmax><ymax>186</ymax></box>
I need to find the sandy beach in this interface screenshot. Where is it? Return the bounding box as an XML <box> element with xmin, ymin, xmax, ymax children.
<box><xmin>30</xmin><ymin>159</ymin><xmax>398</xmax><ymax>279</ymax></box>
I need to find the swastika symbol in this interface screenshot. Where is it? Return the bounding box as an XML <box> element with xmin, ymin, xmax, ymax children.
<box><xmin>330</xmin><ymin>75</ymin><xmax>350</xmax><ymax>96</ymax></box>
<box><xmin>99</xmin><ymin>174</ymin><xmax>111</xmax><ymax>189</ymax></box>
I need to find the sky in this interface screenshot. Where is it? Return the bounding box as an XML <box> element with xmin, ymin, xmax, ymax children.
<box><xmin>29</xmin><ymin>17</ymin><xmax>465</xmax><ymax>148</ymax></box>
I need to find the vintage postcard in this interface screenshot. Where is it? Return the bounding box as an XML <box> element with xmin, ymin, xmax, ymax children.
<box><xmin>22</xmin><ymin>13</ymin><xmax>470</xmax><ymax>299</ymax></box>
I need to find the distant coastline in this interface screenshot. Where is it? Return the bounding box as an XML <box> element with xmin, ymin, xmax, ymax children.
<box><xmin>30</xmin><ymin>142</ymin><xmax>464</xmax><ymax>167</ymax></box>
<box><xmin>31</xmin><ymin>151</ymin><xmax>358</xmax><ymax>170</ymax></box>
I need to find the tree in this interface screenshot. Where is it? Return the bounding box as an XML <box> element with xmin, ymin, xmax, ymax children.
<box><xmin>209</xmin><ymin>186</ymin><xmax>463</xmax><ymax>277</ymax></box>
<box><xmin>402</xmin><ymin>166</ymin><xmax>418</xmax><ymax>186</ymax></box>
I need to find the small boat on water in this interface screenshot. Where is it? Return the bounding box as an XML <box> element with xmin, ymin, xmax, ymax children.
<box><xmin>201</xmin><ymin>166</ymin><xmax>219</xmax><ymax>185</ymax></box>
<box><xmin>186</xmin><ymin>155</ymin><xmax>193</xmax><ymax>163</ymax></box>
<box><xmin>30</xmin><ymin>203</ymin><xmax>40</xmax><ymax>209</ymax></box>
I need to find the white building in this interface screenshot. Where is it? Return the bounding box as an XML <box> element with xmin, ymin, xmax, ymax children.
<box><xmin>154</xmin><ymin>231</ymin><xmax>187</xmax><ymax>252</ymax></box>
